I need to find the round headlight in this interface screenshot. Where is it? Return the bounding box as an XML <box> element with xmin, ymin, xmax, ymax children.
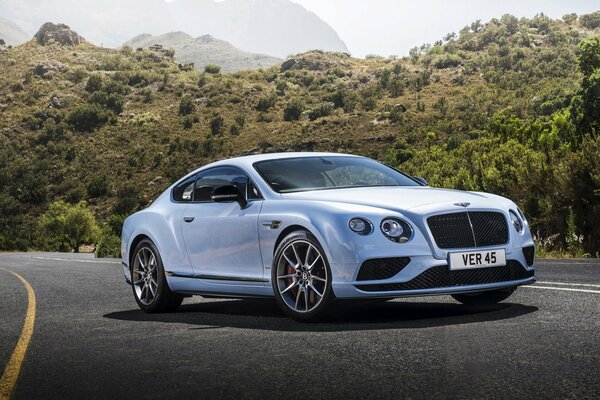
<box><xmin>509</xmin><ymin>210</ymin><xmax>524</xmax><ymax>234</ymax></box>
<box><xmin>380</xmin><ymin>218</ymin><xmax>413</xmax><ymax>243</ymax></box>
<box><xmin>348</xmin><ymin>217</ymin><xmax>373</xmax><ymax>235</ymax></box>
<box><xmin>517</xmin><ymin>207</ymin><xmax>528</xmax><ymax>225</ymax></box>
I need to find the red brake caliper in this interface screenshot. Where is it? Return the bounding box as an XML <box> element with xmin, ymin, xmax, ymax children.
<box><xmin>285</xmin><ymin>263</ymin><xmax>295</xmax><ymax>291</ymax></box>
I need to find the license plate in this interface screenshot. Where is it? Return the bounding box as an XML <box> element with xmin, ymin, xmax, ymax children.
<box><xmin>449</xmin><ymin>249</ymin><xmax>506</xmax><ymax>270</ymax></box>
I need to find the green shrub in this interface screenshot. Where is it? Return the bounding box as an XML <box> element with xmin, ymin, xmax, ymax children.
<box><xmin>434</xmin><ymin>54</ymin><xmax>463</xmax><ymax>69</ymax></box>
<box><xmin>67</xmin><ymin>67</ymin><xmax>87</xmax><ymax>83</ymax></box>
<box><xmin>67</xmin><ymin>104</ymin><xmax>112</xmax><ymax>132</ymax></box>
<box><xmin>234</xmin><ymin>115</ymin><xmax>246</xmax><ymax>127</ymax></box>
<box><xmin>141</xmin><ymin>88</ymin><xmax>153</xmax><ymax>103</ymax></box>
<box><xmin>114</xmin><ymin>185</ymin><xmax>140</xmax><ymax>215</ymax></box>
<box><xmin>204</xmin><ymin>64</ymin><xmax>221</xmax><ymax>74</ymax></box>
<box><xmin>283</xmin><ymin>99</ymin><xmax>304</xmax><ymax>121</ymax></box>
<box><xmin>183</xmin><ymin>114</ymin><xmax>199</xmax><ymax>129</ymax></box>
<box><xmin>256</xmin><ymin>95</ymin><xmax>276</xmax><ymax>112</ymax></box>
<box><xmin>229</xmin><ymin>124</ymin><xmax>241</xmax><ymax>135</ymax></box>
<box><xmin>307</xmin><ymin>103</ymin><xmax>333</xmax><ymax>121</ymax></box>
<box><xmin>95</xmin><ymin>233</ymin><xmax>121</xmax><ymax>258</ymax></box>
<box><xmin>85</xmin><ymin>74</ymin><xmax>103</xmax><ymax>92</ymax></box>
<box><xmin>179</xmin><ymin>95</ymin><xmax>195</xmax><ymax>115</ymax></box>
<box><xmin>96</xmin><ymin>213</ymin><xmax>126</xmax><ymax>258</ymax></box>
<box><xmin>87</xmin><ymin>175</ymin><xmax>110</xmax><ymax>198</ymax></box>
<box><xmin>210</xmin><ymin>115</ymin><xmax>225</xmax><ymax>135</ymax></box>
<box><xmin>11</xmin><ymin>82</ymin><xmax>24</xmax><ymax>92</ymax></box>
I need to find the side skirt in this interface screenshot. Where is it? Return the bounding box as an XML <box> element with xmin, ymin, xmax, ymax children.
<box><xmin>166</xmin><ymin>271</ymin><xmax>269</xmax><ymax>283</ymax></box>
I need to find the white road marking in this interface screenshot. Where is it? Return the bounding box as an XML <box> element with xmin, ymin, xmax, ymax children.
<box><xmin>536</xmin><ymin>281</ymin><xmax>600</xmax><ymax>289</ymax></box>
<box><xmin>540</xmin><ymin>261</ymin><xmax>597</xmax><ymax>266</ymax></box>
<box><xmin>524</xmin><ymin>286</ymin><xmax>600</xmax><ymax>294</ymax></box>
<box><xmin>31</xmin><ymin>256</ymin><xmax>120</xmax><ymax>265</ymax></box>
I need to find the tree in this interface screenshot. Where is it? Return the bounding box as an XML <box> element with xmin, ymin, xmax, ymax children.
<box><xmin>40</xmin><ymin>201</ymin><xmax>100</xmax><ymax>253</ymax></box>
<box><xmin>470</xmin><ymin>19</ymin><xmax>482</xmax><ymax>33</ymax></box>
<box><xmin>578</xmin><ymin>37</ymin><xmax>600</xmax><ymax>77</ymax></box>
<box><xmin>570</xmin><ymin>37</ymin><xmax>600</xmax><ymax>139</ymax></box>
<box><xmin>580</xmin><ymin>11</ymin><xmax>600</xmax><ymax>30</ymax></box>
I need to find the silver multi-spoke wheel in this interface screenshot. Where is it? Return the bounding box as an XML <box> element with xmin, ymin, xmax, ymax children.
<box><xmin>132</xmin><ymin>247</ymin><xmax>158</xmax><ymax>306</ymax></box>
<box><xmin>276</xmin><ymin>240</ymin><xmax>328</xmax><ymax>314</ymax></box>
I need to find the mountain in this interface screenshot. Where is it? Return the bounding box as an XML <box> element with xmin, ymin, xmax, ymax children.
<box><xmin>123</xmin><ymin>32</ymin><xmax>281</xmax><ymax>72</ymax></box>
<box><xmin>0</xmin><ymin>17</ymin><xmax>29</xmax><ymax>45</ymax></box>
<box><xmin>165</xmin><ymin>0</ymin><xmax>349</xmax><ymax>58</ymax></box>
<box><xmin>0</xmin><ymin>0</ymin><xmax>171</xmax><ymax>47</ymax></box>
<box><xmin>0</xmin><ymin>0</ymin><xmax>348</xmax><ymax>56</ymax></box>
<box><xmin>1</xmin><ymin>14</ymin><xmax>600</xmax><ymax>256</ymax></box>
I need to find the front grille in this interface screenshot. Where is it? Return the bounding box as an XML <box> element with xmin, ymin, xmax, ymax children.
<box><xmin>428</xmin><ymin>211</ymin><xmax>508</xmax><ymax>249</ymax></box>
<box><xmin>355</xmin><ymin>260</ymin><xmax>533</xmax><ymax>292</ymax></box>
<box><xmin>522</xmin><ymin>246</ymin><xmax>535</xmax><ymax>266</ymax></box>
<box><xmin>356</xmin><ymin>257</ymin><xmax>411</xmax><ymax>281</ymax></box>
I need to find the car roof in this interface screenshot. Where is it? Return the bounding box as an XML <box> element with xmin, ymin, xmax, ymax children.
<box><xmin>196</xmin><ymin>152</ymin><xmax>364</xmax><ymax>171</ymax></box>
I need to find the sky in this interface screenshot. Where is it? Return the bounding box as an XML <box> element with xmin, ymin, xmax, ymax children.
<box><xmin>287</xmin><ymin>0</ymin><xmax>600</xmax><ymax>57</ymax></box>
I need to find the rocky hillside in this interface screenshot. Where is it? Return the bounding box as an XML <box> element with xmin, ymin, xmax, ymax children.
<box><xmin>123</xmin><ymin>32</ymin><xmax>281</xmax><ymax>73</ymax></box>
<box><xmin>0</xmin><ymin>17</ymin><xmax>28</xmax><ymax>45</ymax></box>
<box><xmin>1</xmin><ymin>13</ymin><xmax>600</xmax><ymax>256</ymax></box>
<box><xmin>0</xmin><ymin>0</ymin><xmax>348</xmax><ymax>56</ymax></box>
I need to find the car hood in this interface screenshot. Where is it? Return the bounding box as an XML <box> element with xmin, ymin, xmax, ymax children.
<box><xmin>282</xmin><ymin>186</ymin><xmax>507</xmax><ymax>213</ymax></box>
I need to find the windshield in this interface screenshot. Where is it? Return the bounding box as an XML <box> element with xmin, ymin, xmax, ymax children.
<box><xmin>253</xmin><ymin>156</ymin><xmax>420</xmax><ymax>193</ymax></box>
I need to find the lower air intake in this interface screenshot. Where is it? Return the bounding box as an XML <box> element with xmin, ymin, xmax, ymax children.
<box><xmin>355</xmin><ymin>260</ymin><xmax>533</xmax><ymax>292</ymax></box>
<box><xmin>356</xmin><ymin>257</ymin><xmax>411</xmax><ymax>281</ymax></box>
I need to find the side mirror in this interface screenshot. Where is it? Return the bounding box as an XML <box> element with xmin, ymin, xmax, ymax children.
<box><xmin>413</xmin><ymin>176</ymin><xmax>428</xmax><ymax>186</ymax></box>
<box><xmin>211</xmin><ymin>185</ymin><xmax>247</xmax><ymax>208</ymax></box>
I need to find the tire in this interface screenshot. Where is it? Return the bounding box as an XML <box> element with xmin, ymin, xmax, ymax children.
<box><xmin>272</xmin><ymin>230</ymin><xmax>333</xmax><ymax>321</ymax></box>
<box><xmin>451</xmin><ymin>287</ymin><xmax>516</xmax><ymax>305</ymax></box>
<box><xmin>130</xmin><ymin>239</ymin><xmax>184</xmax><ymax>313</ymax></box>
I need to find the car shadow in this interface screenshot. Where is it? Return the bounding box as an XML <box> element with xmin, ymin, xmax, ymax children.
<box><xmin>104</xmin><ymin>299</ymin><xmax>538</xmax><ymax>332</ymax></box>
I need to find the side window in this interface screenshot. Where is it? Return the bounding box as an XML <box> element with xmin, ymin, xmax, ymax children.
<box><xmin>194</xmin><ymin>167</ymin><xmax>262</xmax><ymax>202</ymax></box>
<box><xmin>172</xmin><ymin>175</ymin><xmax>196</xmax><ymax>202</ymax></box>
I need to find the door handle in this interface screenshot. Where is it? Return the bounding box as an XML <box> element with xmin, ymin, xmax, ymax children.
<box><xmin>183</xmin><ymin>216</ymin><xmax>195</xmax><ymax>223</ymax></box>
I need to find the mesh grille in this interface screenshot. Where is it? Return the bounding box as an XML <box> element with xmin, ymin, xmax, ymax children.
<box><xmin>356</xmin><ymin>257</ymin><xmax>411</xmax><ymax>281</ymax></box>
<box><xmin>355</xmin><ymin>260</ymin><xmax>532</xmax><ymax>292</ymax></box>
<box><xmin>428</xmin><ymin>211</ymin><xmax>509</xmax><ymax>249</ymax></box>
<box><xmin>522</xmin><ymin>246</ymin><xmax>535</xmax><ymax>266</ymax></box>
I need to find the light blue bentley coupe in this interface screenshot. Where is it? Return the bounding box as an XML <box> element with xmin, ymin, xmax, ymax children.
<box><xmin>121</xmin><ymin>152</ymin><xmax>535</xmax><ymax>320</ymax></box>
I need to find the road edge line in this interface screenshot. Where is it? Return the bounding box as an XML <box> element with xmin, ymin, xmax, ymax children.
<box><xmin>0</xmin><ymin>268</ymin><xmax>36</xmax><ymax>400</ymax></box>
<box><xmin>523</xmin><ymin>285</ymin><xmax>600</xmax><ymax>294</ymax></box>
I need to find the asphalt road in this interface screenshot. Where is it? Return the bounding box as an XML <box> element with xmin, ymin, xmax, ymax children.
<box><xmin>1</xmin><ymin>253</ymin><xmax>599</xmax><ymax>400</ymax></box>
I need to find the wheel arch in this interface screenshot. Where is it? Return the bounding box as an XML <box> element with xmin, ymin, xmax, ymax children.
<box><xmin>128</xmin><ymin>234</ymin><xmax>151</xmax><ymax>268</ymax></box>
<box><xmin>273</xmin><ymin>224</ymin><xmax>312</xmax><ymax>254</ymax></box>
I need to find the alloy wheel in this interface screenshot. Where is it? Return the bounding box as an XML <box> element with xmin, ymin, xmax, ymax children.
<box><xmin>276</xmin><ymin>240</ymin><xmax>328</xmax><ymax>313</ymax></box>
<box><xmin>132</xmin><ymin>247</ymin><xmax>159</xmax><ymax>305</ymax></box>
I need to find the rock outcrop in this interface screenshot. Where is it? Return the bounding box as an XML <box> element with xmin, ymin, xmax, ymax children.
<box><xmin>34</xmin><ymin>22</ymin><xmax>85</xmax><ymax>46</ymax></box>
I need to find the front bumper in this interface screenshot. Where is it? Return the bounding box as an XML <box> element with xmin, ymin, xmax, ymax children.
<box><xmin>331</xmin><ymin>255</ymin><xmax>535</xmax><ymax>299</ymax></box>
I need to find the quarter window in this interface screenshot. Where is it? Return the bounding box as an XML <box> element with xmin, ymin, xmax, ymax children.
<box><xmin>172</xmin><ymin>176</ymin><xmax>196</xmax><ymax>202</ymax></box>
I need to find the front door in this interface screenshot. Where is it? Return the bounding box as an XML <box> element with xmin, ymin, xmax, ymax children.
<box><xmin>181</xmin><ymin>166</ymin><xmax>264</xmax><ymax>282</ymax></box>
